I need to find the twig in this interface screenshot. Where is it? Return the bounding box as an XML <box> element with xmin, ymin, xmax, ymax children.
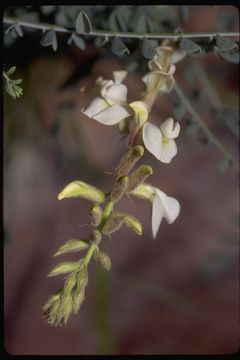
<box><xmin>174</xmin><ymin>82</ymin><xmax>239</xmax><ymax>170</ymax></box>
<box><xmin>4</xmin><ymin>16</ymin><xmax>240</xmax><ymax>40</ymax></box>
<box><xmin>191</xmin><ymin>60</ymin><xmax>222</xmax><ymax>110</ymax></box>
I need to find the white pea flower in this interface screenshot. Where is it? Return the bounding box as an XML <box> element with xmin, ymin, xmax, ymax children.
<box><xmin>82</xmin><ymin>71</ymin><xmax>132</xmax><ymax>125</ymax></box>
<box><xmin>142</xmin><ymin>117</ymin><xmax>180</xmax><ymax>163</ymax></box>
<box><xmin>130</xmin><ymin>183</ymin><xmax>180</xmax><ymax>238</ymax></box>
<box><xmin>143</xmin><ymin>46</ymin><xmax>186</xmax><ymax>94</ymax></box>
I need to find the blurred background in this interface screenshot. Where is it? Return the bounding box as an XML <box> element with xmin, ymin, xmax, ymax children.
<box><xmin>3</xmin><ymin>5</ymin><xmax>239</xmax><ymax>355</ymax></box>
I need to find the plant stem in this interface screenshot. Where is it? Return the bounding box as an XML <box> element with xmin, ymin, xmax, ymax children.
<box><xmin>83</xmin><ymin>243</ymin><xmax>97</xmax><ymax>266</ymax></box>
<box><xmin>174</xmin><ymin>82</ymin><xmax>239</xmax><ymax>170</ymax></box>
<box><xmin>4</xmin><ymin>17</ymin><xmax>240</xmax><ymax>40</ymax></box>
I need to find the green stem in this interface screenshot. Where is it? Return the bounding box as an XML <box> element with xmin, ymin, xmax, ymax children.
<box><xmin>83</xmin><ymin>243</ymin><xmax>97</xmax><ymax>266</ymax></box>
<box><xmin>4</xmin><ymin>17</ymin><xmax>240</xmax><ymax>39</ymax></box>
<box><xmin>99</xmin><ymin>201</ymin><xmax>114</xmax><ymax>230</ymax></box>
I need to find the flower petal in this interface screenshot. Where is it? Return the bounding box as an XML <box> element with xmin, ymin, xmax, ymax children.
<box><xmin>159</xmin><ymin>75</ymin><xmax>175</xmax><ymax>93</ymax></box>
<box><xmin>148</xmin><ymin>59</ymin><xmax>163</xmax><ymax>72</ymax></box>
<box><xmin>113</xmin><ymin>70</ymin><xmax>127</xmax><ymax>84</ymax></box>
<box><xmin>159</xmin><ymin>139</ymin><xmax>178</xmax><ymax>163</ymax></box>
<box><xmin>154</xmin><ymin>188</ymin><xmax>180</xmax><ymax>224</ymax></box>
<box><xmin>160</xmin><ymin>118</ymin><xmax>180</xmax><ymax>139</ymax></box>
<box><xmin>142</xmin><ymin>72</ymin><xmax>160</xmax><ymax>92</ymax></box>
<box><xmin>168</xmin><ymin>64</ymin><xmax>176</xmax><ymax>76</ymax></box>
<box><xmin>129</xmin><ymin>101</ymin><xmax>148</xmax><ymax>127</ymax></box>
<box><xmin>101</xmin><ymin>83</ymin><xmax>128</xmax><ymax>105</ymax></box>
<box><xmin>151</xmin><ymin>188</ymin><xmax>180</xmax><ymax>238</ymax></box>
<box><xmin>93</xmin><ymin>104</ymin><xmax>131</xmax><ymax>125</ymax></box>
<box><xmin>142</xmin><ymin>122</ymin><xmax>162</xmax><ymax>160</ymax></box>
<box><xmin>82</xmin><ymin>97</ymin><xmax>108</xmax><ymax>118</ymax></box>
<box><xmin>151</xmin><ymin>193</ymin><xmax>164</xmax><ymax>238</ymax></box>
<box><xmin>171</xmin><ymin>50</ymin><xmax>186</xmax><ymax>64</ymax></box>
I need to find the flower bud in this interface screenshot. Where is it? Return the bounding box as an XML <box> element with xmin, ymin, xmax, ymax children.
<box><xmin>111</xmin><ymin>212</ymin><xmax>142</xmax><ymax>236</ymax></box>
<box><xmin>115</xmin><ymin>145</ymin><xmax>144</xmax><ymax>178</ymax></box>
<box><xmin>90</xmin><ymin>229</ymin><xmax>102</xmax><ymax>245</ymax></box>
<box><xmin>127</xmin><ymin>165</ymin><xmax>153</xmax><ymax>192</ymax></box>
<box><xmin>129</xmin><ymin>183</ymin><xmax>156</xmax><ymax>202</ymax></box>
<box><xmin>94</xmin><ymin>249</ymin><xmax>111</xmax><ymax>271</ymax></box>
<box><xmin>102</xmin><ymin>216</ymin><xmax>124</xmax><ymax>235</ymax></box>
<box><xmin>58</xmin><ymin>181</ymin><xmax>105</xmax><ymax>204</ymax></box>
<box><xmin>47</xmin><ymin>261</ymin><xmax>81</xmax><ymax>277</ymax></box>
<box><xmin>89</xmin><ymin>205</ymin><xmax>102</xmax><ymax>227</ymax></box>
<box><xmin>110</xmin><ymin>176</ymin><xmax>129</xmax><ymax>202</ymax></box>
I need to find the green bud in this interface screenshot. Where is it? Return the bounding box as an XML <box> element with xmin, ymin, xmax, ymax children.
<box><xmin>94</xmin><ymin>249</ymin><xmax>111</xmax><ymax>271</ymax></box>
<box><xmin>42</xmin><ymin>293</ymin><xmax>62</xmax><ymax>326</ymax></box>
<box><xmin>89</xmin><ymin>204</ymin><xmax>103</xmax><ymax>226</ymax></box>
<box><xmin>110</xmin><ymin>176</ymin><xmax>129</xmax><ymax>202</ymax></box>
<box><xmin>118</xmin><ymin>118</ymin><xmax>130</xmax><ymax>134</ymax></box>
<box><xmin>47</xmin><ymin>261</ymin><xmax>81</xmax><ymax>277</ymax></box>
<box><xmin>63</xmin><ymin>272</ymin><xmax>77</xmax><ymax>295</ymax></box>
<box><xmin>115</xmin><ymin>145</ymin><xmax>144</xmax><ymax>178</ymax></box>
<box><xmin>102</xmin><ymin>216</ymin><xmax>124</xmax><ymax>235</ymax></box>
<box><xmin>129</xmin><ymin>183</ymin><xmax>156</xmax><ymax>202</ymax></box>
<box><xmin>127</xmin><ymin>165</ymin><xmax>153</xmax><ymax>192</ymax></box>
<box><xmin>57</xmin><ymin>293</ymin><xmax>73</xmax><ymax>325</ymax></box>
<box><xmin>58</xmin><ymin>181</ymin><xmax>105</xmax><ymax>204</ymax></box>
<box><xmin>72</xmin><ymin>267</ymin><xmax>88</xmax><ymax>314</ymax></box>
<box><xmin>72</xmin><ymin>290</ymin><xmax>85</xmax><ymax>314</ymax></box>
<box><xmin>111</xmin><ymin>212</ymin><xmax>142</xmax><ymax>236</ymax></box>
<box><xmin>54</xmin><ymin>239</ymin><xmax>89</xmax><ymax>257</ymax></box>
<box><xmin>90</xmin><ymin>229</ymin><xmax>102</xmax><ymax>244</ymax></box>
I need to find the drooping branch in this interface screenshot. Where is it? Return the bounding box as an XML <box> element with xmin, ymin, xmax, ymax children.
<box><xmin>174</xmin><ymin>82</ymin><xmax>239</xmax><ymax>171</ymax></box>
<box><xmin>4</xmin><ymin>16</ymin><xmax>240</xmax><ymax>40</ymax></box>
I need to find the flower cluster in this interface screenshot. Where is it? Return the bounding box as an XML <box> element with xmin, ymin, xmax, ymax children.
<box><xmin>43</xmin><ymin>44</ymin><xmax>185</xmax><ymax>326</ymax></box>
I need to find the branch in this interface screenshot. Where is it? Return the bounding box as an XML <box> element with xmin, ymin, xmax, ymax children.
<box><xmin>4</xmin><ymin>16</ymin><xmax>240</xmax><ymax>40</ymax></box>
<box><xmin>174</xmin><ymin>82</ymin><xmax>239</xmax><ymax>171</ymax></box>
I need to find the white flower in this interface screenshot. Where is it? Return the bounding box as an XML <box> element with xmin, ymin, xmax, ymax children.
<box><xmin>151</xmin><ymin>187</ymin><xmax>180</xmax><ymax>238</ymax></box>
<box><xmin>81</xmin><ymin>71</ymin><xmax>132</xmax><ymax>125</ymax></box>
<box><xmin>142</xmin><ymin>117</ymin><xmax>180</xmax><ymax>163</ymax></box>
<box><xmin>142</xmin><ymin>46</ymin><xmax>186</xmax><ymax>94</ymax></box>
<box><xmin>130</xmin><ymin>183</ymin><xmax>180</xmax><ymax>238</ymax></box>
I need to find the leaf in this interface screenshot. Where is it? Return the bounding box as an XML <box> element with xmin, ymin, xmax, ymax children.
<box><xmin>141</xmin><ymin>38</ymin><xmax>158</xmax><ymax>59</ymax></box>
<box><xmin>116</xmin><ymin>10</ymin><xmax>128</xmax><ymax>32</ymax></box>
<box><xmin>135</xmin><ymin>14</ymin><xmax>148</xmax><ymax>34</ymax></box>
<box><xmin>215</xmin><ymin>35</ymin><xmax>238</xmax><ymax>51</ymax></box>
<box><xmin>76</xmin><ymin>11</ymin><xmax>92</xmax><ymax>34</ymax></box>
<box><xmin>216</xmin><ymin>48</ymin><xmax>240</xmax><ymax>64</ymax></box>
<box><xmin>108</xmin><ymin>11</ymin><xmax>119</xmax><ymax>32</ymax></box>
<box><xmin>111</xmin><ymin>37</ymin><xmax>130</xmax><ymax>56</ymax></box>
<box><xmin>6</xmin><ymin>81</ymin><xmax>16</xmax><ymax>98</ymax></box>
<box><xmin>54</xmin><ymin>239</ymin><xmax>89</xmax><ymax>256</ymax></box>
<box><xmin>47</xmin><ymin>261</ymin><xmax>81</xmax><ymax>277</ymax></box>
<box><xmin>72</xmin><ymin>34</ymin><xmax>86</xmax><ymax>50</ymax></box>
<box><xmin>12</xmin><ymin>79</ymin><xmax>22</xmax><ymax>85</ymax></box>
<box><xmin>14</xmin><ymin>24</ymin><xmax>23</xmax><ymax>37</ymax></box>
<box><xmin>217</xmin><ymin>159</ymin><xmax>229</xmax><ymax>173</ymax></box>
<box><xmin>6</xmin><ymin>66</ymin><xmax>16</xmax><ymax>76</ymax></box>
<box><xmin>94</xmin><ymin>36</ymin><xmax>109</xmax><ymax>48</ymax></box>
<box><xmin>40</xmin><ymin>30</ymin><xmax>58</xmax><ymax>51</ymax></box>
<box><xmin>179</xmin><ymin>38</ymin><xmax>201</xmax><ymax>54</ymax></box>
